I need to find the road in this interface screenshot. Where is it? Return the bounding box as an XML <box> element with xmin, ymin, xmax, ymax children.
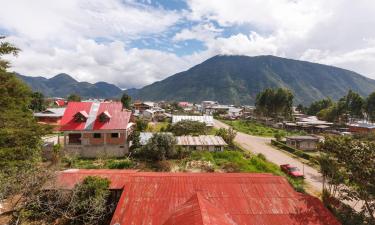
<box><xmin>214</xmin><ymin>119</ymin><xmax>323</xmax><ymax>191</ymax></box>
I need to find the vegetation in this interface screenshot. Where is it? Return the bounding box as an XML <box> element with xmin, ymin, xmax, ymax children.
<box><xmin>63</xmin><ymin>157</ymin><xmax>135</xmax><ymax>169</ymax></box>
<box><xmin>364</xmin><ymin>92</ymin><xmax>375</xmax><ymax>122</ymax></box>
<box><xmin>120</xmin><ymin>92</ymin><xmax>131</xmax><ymax>109</ymax></box>
<box><xmin>22</xmin><ymin>176</ymin><xmax>114</xmax><ymax>225</ymax></box>
<box><xmin>135</xmin><ymin>133</ymin><xmax>177</xmax><ymax>161</ymax></box>
<box><xmin>221</xmin><ymin>119</ymin><xmax>303</xmax><ymax>137</ymax></box>
<box><xmin>215</xmin><ymin>127</ymin><xmax>237</xmax><ymax>147</ymax></box>
<box><xmin>67</xmin><ymin>93</ymin><xmax>81</xmax><ymax>102</ymax></box>
<box><xmin>255</xmin><ymin>88</ymin><xmax>293</xmax><ymax>119</ymax></box>
<box><xmin>319</xmin><ymin>136</ymin><xmax>375</xmax><ymax>224</ymax></box>
<box><xmin>0</xmin><ymin>38</ymin><xmax>48</xmax><ymax>202</ymax></box>
<box><xmin>169</xmin><ymin>120</ymin><xmax>207</xmax><ymax>136</ymax></box>
<box><xmin>29</xmin><ymin>91</ymin><xmax>46</xmax><ymax>112</ymax></box>
<box><xmin>135</xmin><ymin>118</ymin><xmax>148</xmax><ymax>132</ymax></box>
<box><xmin>307</xmin><ymin>98</ymin><xmax>334</xmax><ymax>116</ymax></box>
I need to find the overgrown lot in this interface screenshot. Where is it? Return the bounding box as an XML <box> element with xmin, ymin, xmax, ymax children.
<box><xmin>221</xmin><ymin>119</ymin><xmax>304</xmax><ymax>137</ymax></box>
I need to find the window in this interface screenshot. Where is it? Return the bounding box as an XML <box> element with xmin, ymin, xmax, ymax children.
<box><xmin>111</xmin><ymin>133</ymin><xmax>119</xmax><ymax>138</ymax></box>
<box><xmin>93</xmin><ymin>133</ymin><xmax>101</xmax><ymax>138</ymax></box>
<box><xmin>68</xmin><ymin>133</ymin><xmax>81</xmax><ymax>145</ymax></box>
<box><xmin>189</xmin><ymin>146</ymin><xmax>197</xmax><ymax>150</ymax></box>
<box><xmin>214</xmin><ymin>146</ymin><xmax>221</xmax><ymax>151</ymax></box>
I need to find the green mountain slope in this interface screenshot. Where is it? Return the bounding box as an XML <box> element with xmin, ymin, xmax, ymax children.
<box><xmin>17</xmin><ymin>73</ymin><xmax>123</xmax><ymax>99</ymax></box>
<box><xmin>136</xmin><ymin>55</ymin><xmax>375</xmax><ymax>104</ymax></box>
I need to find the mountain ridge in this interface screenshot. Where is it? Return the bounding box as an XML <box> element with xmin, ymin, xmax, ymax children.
<box><xmin>17</xmin><ymin>73</ymin><xmax>123</xmax><ymax>99</ymax></box>
<box><xmin>133</xmin><ymin>55</ymin><xmax>375</xmax><ymax>104</ymax></box>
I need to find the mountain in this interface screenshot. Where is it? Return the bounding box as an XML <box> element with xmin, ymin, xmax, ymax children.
<box><xmin>17</xmin><ymin>73</ymin><xmax>123</xmax><ymax>99</ymax></box>
<box><xmin>135</xmin><ymin>55</ymin><xmax>375</xmax><ymax>105</ymax></box>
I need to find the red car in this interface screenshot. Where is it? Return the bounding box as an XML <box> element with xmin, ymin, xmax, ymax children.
<box><xmin>280</xmin><ymin>164</ymin><xmax>304</xmax><ymax>178</ymax></box>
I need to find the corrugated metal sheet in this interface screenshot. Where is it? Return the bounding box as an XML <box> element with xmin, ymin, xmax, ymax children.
<box><xmin>176</xmin><ymin>135</ymin><xmax>227</xmax><ymax>146</ymax></box>
<box><xmin>60</xmin><ymin>102</ymin><xmax>132</xmax><ymax>131</ymax></box>
<box><xmin>172</xmin><ymin>115</ymin><xmax>214</xmax><ymax>126</ymax></box>
<box><xmin>55</xmin><ymin>170</ymin><xmax>340</xmax><ymax>225</ymax></box>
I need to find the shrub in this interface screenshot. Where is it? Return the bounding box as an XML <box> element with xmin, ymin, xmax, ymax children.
<box><xmin>222</xmin><ymin>162</ymin><xmax>241</xmax><ymax>173</ymax></box>
<box><xmin>106</xmin><ymin>159</ymin><xmax>134</xmax><ymax>169</ymax></box>
<box><xmin>257</xmin><ymin>153</ymin><xmax>267</xmax><ymax>161</ymax></box>
<box><xmin>137</xmin><ymin>133</ymin><xmax>177</xmax><ymax>161</ymax></box>
<box><xmin>170</xmin><ymin>120</ymin><xmax>207</xmax><ymax>136</ymax></box>
<box><xmin>154</xmin><ymin>160</ymin><xmax>173</xmax><ymax>172</ymax></box>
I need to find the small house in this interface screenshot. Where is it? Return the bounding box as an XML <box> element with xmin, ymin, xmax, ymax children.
<box><xmin>34</xmin><ymin>107</ymin><xmax>66</xmax><ymax>127</ymax></box>
<box><xmin>348</xmin><ymin>121</ymin><xmax>375</xmax><ymax>133</ymax></box>
<box><xmin>286</xmin><ymin>136</ymin><xmax>319</xmax><ymax>151</ymax></box>
<box><xmin>176</xmin><ymin>135</ymin><xmax>227</xmax><ymax>151</ymax></box>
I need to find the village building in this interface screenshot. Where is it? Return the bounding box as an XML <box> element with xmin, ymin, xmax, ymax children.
<box><xmin>132</xmin><ymin>101</ymin><xmax>155</xmax><ymax>113</ymax></box>
<box><xmin>60</xmin><ymin>102</ymin><xmax>133</xmax><ymax>158</ymax></box>
<box><xmin>172</xmin><ymin>115</ymin><xmax>214</xmax><ymax>126</ymax></box>
<box><xmin>56</xmin><ymin>169</ymin><xmax>340</xmax><ymax>225</ymax></box>
<box><xmin>286</xmin><ymin>135</ymin><xmax>320</xmax><ymax>151</ymax></box>
<box><xmin>348</xmin><ymin>121</ymin><xmax>375</xmax><ymax>133</ymax></box>
<box><xmin>176</xmin><ymin>135</ymin><xmax>227</xmax><ymax>151</ymax></box>
<box><xmin>34</xmin><ymin>107</ymin><xmax>66</xmax><ymax>128</ymax></box>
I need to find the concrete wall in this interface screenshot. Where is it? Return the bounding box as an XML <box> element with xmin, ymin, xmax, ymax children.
<box><xmin>181</xmin><ymin>145</ymin><xmax>224</xmax><ymax>152</ymax></box>
<box><xmin>286</xmin><ymin>140</ymin><xmax>317</xmax><ymax>151</ymax></box>
<box><xmin>64</xmin><ymin>131</ymin><xmax>129</xmax><ymax>158</ymax></box>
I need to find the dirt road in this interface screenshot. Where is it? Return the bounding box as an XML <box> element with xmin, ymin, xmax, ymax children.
<box><xmin>214</xmin><ymin>119</ymin><xmax>323</xmax><ymax>192</ymax></box>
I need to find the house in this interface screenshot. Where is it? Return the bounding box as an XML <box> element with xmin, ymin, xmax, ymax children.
<box><xmin>132</xmin><ymin>101</ymin><xmax>154</xmax><ymax>113</ymax></box>
<box><xmin>54</xmin><ymin>99</ymin><xmax>66</xmax><ymax>107</ymax></box>
<box><xmin>60</xmin><ymin>102</ymin><xmax>133</xmax><ymax>158</ymax></box>
<box><xmin>172</xmin><ymin>115</ymin><xmax>214</xmax><ymax>126</ymax></box>
<box><xmin>177</xmin><ymin>135</ymin><xmax>227</xmax><ymax>151</ymax></box>
<box><xmin>227</xmin><ymin>107</ymin><xmax>243</xmax><ymax>118</ymax></box>
<box><xmin>348</xmin><ymin>121</ymin><xmax>375</xmax><ymax>133</ymax></box>
<box><xmin>56</xmin><ymin>169</ymin><xmax>340</xmax><ymax>225</ymax></box>
<box><xmin>201</xmin><ymin>100</ymin><xmax>218</xmax><ymax>114</ymax></box>
<box><xmin>286</xmin><ymin>135</ymin><xmax>320</xmax><ymax>151</ymax></box>
<box><xmin>141</xmin><ymin>107</ymin><xmax>165</xmax><ymax>121</ymax></box>
<box><xmin>139</xmin><ymin>133</ymin><xmax>227</xmax><ymax>151</ymax></box>
<box><xmin>178</xmin><ymin>101</ymin><xmax>190</xmax><ymax>108</ymax></box>
<box><xmin>34</xmin><ymin>107</ymin><xmax>66</xmax><ymax>127</ymax></box>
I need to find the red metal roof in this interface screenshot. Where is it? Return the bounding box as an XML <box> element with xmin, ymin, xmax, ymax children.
<box><xmin>60</xmin><ymin>102</ymin><xmax>132</xmax><ymax>131</ymax></box>
<box><xmin>55</xmin><ymin>99</ymin><xmax>66</xmax><ymax>107</ymax></box>
<box><xmin>56</xmin><ymin>170</ymin><xmax>340</xmax><ymax>225</ymax></box>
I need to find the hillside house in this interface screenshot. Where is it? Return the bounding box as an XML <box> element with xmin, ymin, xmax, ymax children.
<box><xmin>286</xmin><ymin>135</ymin><xmax>320</xmax><ymax>151</ymax></box>
<box><xmin>172</xmin><ymin>115</ymin><xmax>214</xmax><ymax>126</ymax></box>
<box><xmin>55</xmin><ymin>169</ymin><xmax>340</xmax><ymax>225</ymax></box>
<box><xmin>34</xmin><ymin>108</ymin><xmax>66</xmax><ymax>128</ymax></box>
<box><xmin>60</xmin><ymin>102</ymin><xmax>133</xmax><ymax>158</ymax></box>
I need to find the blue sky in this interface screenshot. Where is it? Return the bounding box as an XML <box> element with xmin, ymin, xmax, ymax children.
<box><xmin>1</xmin><ymin>0</ymin><xmax>375</xmax><ymax>88</ymax></box>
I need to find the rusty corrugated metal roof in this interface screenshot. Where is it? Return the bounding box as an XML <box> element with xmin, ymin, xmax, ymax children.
<box><xmin>176</xmin><ymin>135</ymin><xmax>227</xmax><ymax>146</ymax></box>
<box><xmin>55</xmin><ymin>170</ymin><xmax>340</xmax><ymax>225</ymax></box>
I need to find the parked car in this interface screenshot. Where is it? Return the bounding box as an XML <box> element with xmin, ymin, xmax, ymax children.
<box><xmin>280</xmin><ymin>164</ymin><xmax>304</xmax><ymax>178</ymax></box>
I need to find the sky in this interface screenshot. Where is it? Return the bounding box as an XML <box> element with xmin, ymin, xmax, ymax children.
<box><xmin>1</xmin><ymin>0</ymin><xmax>375</xmax><ymax>89</ymax></box>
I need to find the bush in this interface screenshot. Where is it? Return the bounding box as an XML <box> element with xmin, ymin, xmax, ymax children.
<box><xmin>154</xmin><ymin>160</ymin><xmax>173</xmax><ymax>172</ymax></box>
<box><xmin>106</xmin><ymin>159</ymin><xmax>134</xmax><ymax>169</ymax></box>
<box><xmin>257</xmin><ymin>153</ymin><xmax>266</xmax><ymax>161</ymax></box>
<box><xmin>170</xmin><ymin>120</ymin><xmax>207</xmax><ymax>136</ymax></box>
<box><xmin>222</xmin><ymin>162</ymin><xmax>241</xmax><ymax>173</ymax></box>
<box><xmin>137</xmin><ymin>133</ymin><xmax>177</xmax><ymax>161</ymax></box>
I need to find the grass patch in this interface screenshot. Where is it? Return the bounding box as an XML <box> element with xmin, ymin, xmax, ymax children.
<box><xmin>146</xmin><ymin>122</ymin><xmax>170</xmax><ymax>132</ymax></box>
<box><xmin>62</xmin><ymin>157</ymin><xmax>135</xmax><ymax>169</ymax></box>
<box><xmin>221</xmin><ymin>119</ymin><xmax>304</xmax><ymax>137</ymax></box>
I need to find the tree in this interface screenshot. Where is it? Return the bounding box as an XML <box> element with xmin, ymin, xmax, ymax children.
<box><xmin>121</xmin><ymin>93</ymin><xmax>131</xmax><ymax>109</ymax></box>
<box><xmin>135</xmin><ymin>118</ymin><xmax>148</xmax><ymax>132</ymax></box>
<box><xmin>319</xmin><ymin>136</ymin><xmax>375</xmax><ymax>223</ymax></box>
<box><xmin>344</xmin><ymin>90</ymin><xmax>364</xmax><ymax>120</ymax></box>
<box><xmin>23</xmin><ymin>176</ymin><xmax>113</xmax><ymax>225</ymax></box>
<box><xmin>216</xmin><ymin>128</ymin><xmax>237</xmax><ymax>148</ymax></box>
<box><xmin>307</xmin><ymin>98</ymin><xmax>333</xmax><ymax>116</ymax></box>
<box><xmin>139</xmin><ymin>133</ymin><xmax>177</xmax><ymax>161</ymax></box>
<box><xmin>296</xmin><ymin>104</ymin><xmax>305</xmax><ymax>113</ymax></box>
<box><xmin>0</xmin><ymin>38</ymin><xmax>47</xmax><ymax>202</ymax></box>
<box><xmin>29</xmin><ymin>91</ymin><xmax>46</xmax><ymax>112</ymax></box>
<box><xmin>170</xmin><ymin>120</ymin><xmax>207</xmax><ymax>136</ymax></box>
<box><xmin>364</xmin><ymin>92</ymin><xmax>375</xmax><ymax>122</ymax></box>
<box><xmin>255</xmin><ymin>88</ymin><xmax>294</xmax><ymax>119</ymax></box>
<box><xmin>67</xmin><ymin>94</ymin><xmax>81</xmax><ymax>102</ymax></box>
<box><xmin>0</xmin><ymin>36</ymin><xmax>19</xmax><ymax>72</ymax></box>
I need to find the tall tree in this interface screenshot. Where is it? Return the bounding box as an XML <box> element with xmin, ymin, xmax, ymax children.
<box><xmin>364</xmin><ymin>92</ymin><xmax>375</xmax><ymax>122</ymax></box>
<box><xmin>0</xmin><ymin>38</ymin><xmax>47</xmax><ymax>201</ymax></box>
<box><xmin>67</xmin><ymin>93</ymin><xmax>81</xmax><ymax>102</ymax></box>
<box><xmin>29</xmin><ymin>91</ymin><xmax>46</xmax><ymax>112</ymax></box>
<box><xmin>307</xmin><ymin>98</ymin><xmax>334</xmax><ymax>116</ymax></box>
<box><xmin>255</xmin><ymin>88</ymin><xmax>293</xmax><ymax>119</ymax></box>
<box><xmin>121</xmin><ymin>93</ymin><xmax>131</xmax><ymax>109</ymax></box>
<box><xmin>344</xmin><ymin>90</ymin><xmax>364</xmax><ymax>119</ymax></box>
